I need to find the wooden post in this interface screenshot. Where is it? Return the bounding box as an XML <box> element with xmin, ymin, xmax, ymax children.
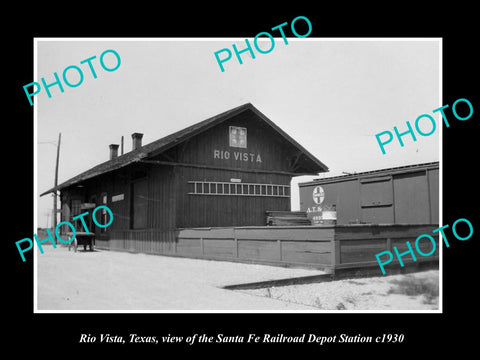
<box><xmin>51</xmin><ymin>206</ymin><xmax>55</xmax><ymax>237</ymax></box>
<box><xmin>386</xmin><ymin>237</ymin><xmax>392</xmax><ymax>252</ymax></box>
<box><xmin>233</xmin><ymin>228</ymin><xmax>238</xmax><ymax>258</ymax></box>
<box><xmin>334</xmin><ymin>239</ymin><xmax>341</xmax><ymax>267</ymax></box>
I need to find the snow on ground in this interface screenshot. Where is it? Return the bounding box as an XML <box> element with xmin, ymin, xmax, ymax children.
<box><xmin>239</xmin><ymin>270</ymin><xmax>440</xmax><ymax>311</ymax></box>
<box><xmin>36</xmin><ymin>245</ymin><xmax>439</xmax><ymax>312</ymax></box>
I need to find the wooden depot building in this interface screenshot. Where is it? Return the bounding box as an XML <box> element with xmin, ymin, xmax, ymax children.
<box><xmin>41</xmin><ymin>103</ymin><xmax>331</xmax><ymax>261</ymax></box>
<box><xmin>41</xmin><ymin>104</ymin><xmax>439</xmax><ymax>275</ymax></box>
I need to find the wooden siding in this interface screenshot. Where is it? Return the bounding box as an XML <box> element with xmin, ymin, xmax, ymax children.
<box><xmin>300</xmin><ymin>179</ymin><xmax>361</xmax><ymax>224</ymax></box>
<box><xmin>299</xmin><ymin>165</ymin><xmax>439</xmax><ymax>226</ymax></box>
<box><xmin>428</xmin><ymin>168</ymin><xmax>439</xmax><ymax>224</ymax></box>
<box><xmin>177</xmin><ymin>226</ymin><xmax>335</xmax><ymax>268</ymax></box>
<box><xmin>175</xmin><ymin>167</ymin><xmax>291</xmax><ymax>228</ymax></box>
<box><xmin>132</xmin><ymin>178</ymin><xmax>148</xmax><ymax>229</ymax></box>
<box><xmin>360</xmin><ymin>177</ymin><xmax>394</xmax><ymax>223</ymax></box>
<box><xmin>166</xmin><ymin>110</ymin><xmax>302</xmax><ymax>173</ymax></box>
<box><xmin>393</xmin><ymin>171</ymin><xmax>430</xmax><ymax>224</ymax></box>
<box><xmin>146</xmin><ymin>165</ymin><xmax>176</xmax><ymax>230</ymax></box>
<box><xmin>96</xmin><ymin>226</ymin><xmax>334</xmax><ymax>270</ymax></box>
<box><xmin>333</xmin><ymin>224</ymin><xmax>439</xmax><ymax>272</ymax></box>
<box><xmin>95</xmin><ymin>224</ymin><xmax>438</xmax><ymax>274</ymax></box>
<box><xmin>339</xmin><ymin>239</ymin><xmax>388</xmax><ymax>264</ymax></box>
<box><xmin>62</xmin><ymin>151</ymin><xmax>291</xmax><ymax>234</ymax></box>
<box><xmin>95</xmin><ymin>229</ymin><xmax>176</xmax><ymax>254</ymax></box>
<box><xmin>60</xmin><ymin>106</ymin><xmax>326</xmax><ymax>235</ymax></box>
<box><xmin>63</xmin><ymin>162</ymin><xmax>176</xmax><ymax>238</ymax></box>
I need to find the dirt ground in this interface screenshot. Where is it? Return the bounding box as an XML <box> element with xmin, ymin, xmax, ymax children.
<box><xmin>35</xmin><ymin>245</ymin><xmax>440</xmax><ymax>312</ymax></box>
<box><xmin>239</xmin><ymin>270</ymin><xmax>440</xmax><ymax>311</ymax></box>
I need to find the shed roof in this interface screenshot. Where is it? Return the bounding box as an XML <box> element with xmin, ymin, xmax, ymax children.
<box><xmin>41</xmin><ymin>103</ymin><xmax>328</xmax><ymax>196</ymax></box>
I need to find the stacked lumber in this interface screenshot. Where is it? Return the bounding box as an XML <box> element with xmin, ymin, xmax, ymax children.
<box><xmin>266</xmin><ymin>211</ymin><xmax>311</xmax><ymax>226</ymax></box>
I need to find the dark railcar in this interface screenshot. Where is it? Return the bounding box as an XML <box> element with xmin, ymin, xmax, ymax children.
<box><xmin>299</xmin><ymin>162</ymin><xmax>439</xmax><ymax>225</ymax></box>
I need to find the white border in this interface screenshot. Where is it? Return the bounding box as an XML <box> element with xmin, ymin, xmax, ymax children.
<box><xmin>33</xmin><ymin>37</ymin><xmax>443</xmax><ymax>314</ymax></box>
<box><xmin>33</xmin><ymin>39</ymin><xmax>39</xmax><ymax>311</ymax></box>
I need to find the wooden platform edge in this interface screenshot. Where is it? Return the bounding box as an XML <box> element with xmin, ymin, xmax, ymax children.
<box><xmin>222</xmin><ymin>273</ymin><xmax>335</xmax><ymax>290</ymax></box>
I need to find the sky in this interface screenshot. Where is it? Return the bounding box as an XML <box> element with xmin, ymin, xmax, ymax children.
<box><xmin>35</xmin><ymin>38</ymin><xmax>440</xmax><ymax>228</ymax></box>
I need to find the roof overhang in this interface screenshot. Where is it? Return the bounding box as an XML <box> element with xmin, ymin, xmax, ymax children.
<box><xmin>41</xmin><ymin>103</ymin><xmax>328</xmax><ymax>196</ymax></box>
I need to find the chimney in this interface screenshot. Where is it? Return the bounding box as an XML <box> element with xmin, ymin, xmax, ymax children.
<box><xmin>109</xmin><ymin>144</ymin><xmax>119</xmax><ymax>160</ymax></box>
<box><xmin>132</xmin><ymin>132</ymin><xmax>143</xmax><ymax>151</ymax></box>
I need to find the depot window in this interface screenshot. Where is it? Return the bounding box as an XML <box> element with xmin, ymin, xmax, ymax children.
<box><xmin>229</xmin><ymin>126</ymin><xmax>247</xmax><ymax>148</ymax></box>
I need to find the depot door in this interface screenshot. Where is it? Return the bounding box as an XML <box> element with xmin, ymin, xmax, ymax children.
<box><xmin>131</xmin><ymin>179</ymin><xmax>148</xmax><ymax>229</ymax></box>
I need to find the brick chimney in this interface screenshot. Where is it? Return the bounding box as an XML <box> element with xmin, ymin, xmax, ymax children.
<box><xmin>132</xmin><ymin>133</ymin><xmax>143</xmax><ymax>151</ymax></box>
<box><xmin>109</xmin><ymin>144</ymin><xmax>119</xmax><ymax>160</ymax></box>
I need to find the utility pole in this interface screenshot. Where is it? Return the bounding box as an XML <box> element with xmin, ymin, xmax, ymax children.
<box><xmin>46</xmin><ymin>212</ymin><xmax>51</xmax><ymax>229</ymax></box>
<box><xmin>53</xmin><ymin>132</ymin><xmax>61</xmax><ymax>242</ymax></box>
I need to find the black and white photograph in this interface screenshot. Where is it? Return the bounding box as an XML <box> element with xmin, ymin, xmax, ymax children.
<box><xmin>7</xmin><ymin>6</ymin><xmax>478</xmax><ymax>355</ymax></box>
<box><xmin>34</xmin><ymin>38</ymin><xmax>441</xmax><ymax>312</ymax></box>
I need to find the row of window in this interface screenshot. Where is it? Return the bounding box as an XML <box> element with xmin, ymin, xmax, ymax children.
<box><xmin>188</xmin><ymin>181</ymin><xmax>290</xmax><ymax>197</ymax></box>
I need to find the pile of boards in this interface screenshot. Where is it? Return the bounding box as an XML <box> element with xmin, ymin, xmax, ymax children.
<box><xmin>266</xmin><ymin>211</ymin><xmax>312</xmax><ymax>226</ymax></box>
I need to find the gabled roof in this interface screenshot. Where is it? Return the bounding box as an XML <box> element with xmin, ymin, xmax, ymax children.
<box><xmin>41</xmin><ymin>103</ymin><xmax>328</xmax><ymax>196</ymax></box>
